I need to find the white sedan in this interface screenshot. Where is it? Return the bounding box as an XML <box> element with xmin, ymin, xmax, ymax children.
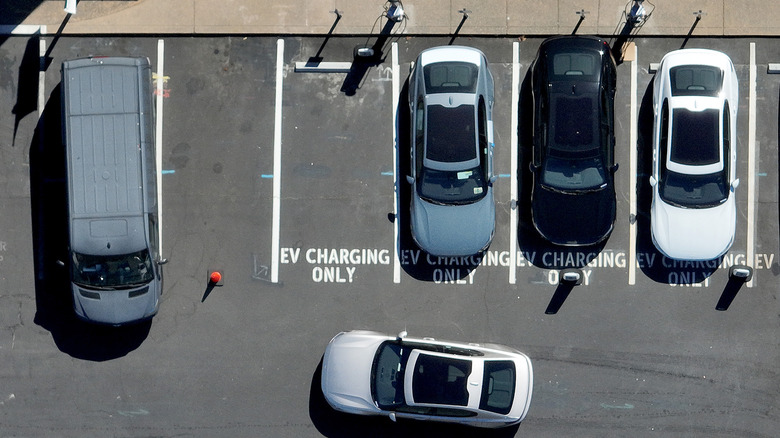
<box><xmin>649</xmin><ymin>49</ymin><xmax>739</xmax><ymax>261</ymax></box>
<box><xmin>320</xmin><ymin>330</ymin><xmax>533</xmax><ymax>429</ymax></box>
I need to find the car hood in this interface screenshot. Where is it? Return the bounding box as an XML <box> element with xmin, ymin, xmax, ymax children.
<box><xmin>72</xmin><ymin>281</ymin><xmax>159</xmax><ymax>325</ymax></box>
<box><xmin>532</xmin><ymin>184</ymin><xmax>615</xmax><ymax>246</ymax></box>
<box><xmin>651</xmin><ymin>196</ymin><xmax>736</xmax><ymax>260</ymax></box>
<box><xmin>411</xmin><ymin>191</ymin><xmax>495</xmax><ymax>256</ymax></box>
<box><xmin>321</xmin><ymin>332</ymin><xmax>385</xmax><ymax>415</ymax></box>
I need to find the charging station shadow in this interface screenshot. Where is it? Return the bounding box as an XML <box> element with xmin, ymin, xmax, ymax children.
<box><xmin>635</xmin><ymin>78</ymin><xmax>719</xmax><ymax>284</ymax></box>
<box><xmin>308</xmin><ymin>356</ymin><xmax>521</xmax><ymax>438</ymax></box>
<box><xmin>30</xmin><ymin>84</ymin><xmax>150</xmax><ymax>361</ymax></box>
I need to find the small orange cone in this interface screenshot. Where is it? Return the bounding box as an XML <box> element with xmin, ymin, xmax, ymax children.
<box><xmin>209</xmin><ymin>271</ymin><xmax>222</xmax><ymax>284</ymax></box>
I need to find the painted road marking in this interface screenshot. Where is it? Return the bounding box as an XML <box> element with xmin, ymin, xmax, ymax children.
<box><xmin>628</xmin><ymin>43</ymin><xmax>638</xmax><ymax>285</ymax></box>
<box><xmin>509</xmin><ymin>41</ymin><xmax>520</xmax><ymax>285</ymax></box>
<box><xmin>38</xmin><ymin>34</ymin><xmax>45</xmax><ymax>118</ymax></box>
<box><xmin>270</xmin><ymin>39</ymin><xmax>285</xmax><ymax>284</ymax></box>
<box><xmin>392</xmin><ymin>42</ymin><xmax>401</xmax><ymax>284</ymax></box>
<box><xmin>36</xmin><ymin>29</ymin><xmax>46</xmax><ymax>281</ymax></box>
<box><xmin>746</xmin><ymin>42</ymin><xmax>757</xmax><ymax>287</ymax></box>
<box><xmin>156</xmin><ymin>39</ymin><xmax>165</xmax><ymax>260</ymax></box>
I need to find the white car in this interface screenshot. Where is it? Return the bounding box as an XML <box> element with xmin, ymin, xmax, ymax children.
<box><xmin>321</xmin><ymin>330</ymin><xmax>533</xmax><ymax>429</ymax></box>
<box><xmin>649</xmin><ymin>49</ymin><xmax>739</xmax><ymax>260</ymax></box>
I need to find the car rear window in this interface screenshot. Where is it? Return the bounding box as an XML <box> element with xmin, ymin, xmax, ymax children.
<box><xmin>670</xmin><ymin>65</ymin><xmax>722</xmax><ymax>97</ymax></box>
<box><xmin>426</xmin><ymin>104</ymin><xmax>476</xmax><ymax>163</ymax></box>
<box><xmin>424</xmin><ymin>62</ymin><xmax>479</xmax><ymax>94</ymax></box>
<box><xmin>551</xmin><ymin>51</ymin><xmax>600</xmax><ymax>78</ymax></box>
<box><xmin>480</xmin><ymin>360</ymin><xmax>516</xmax><ymax>415</ymax></box>
<box><xmin>671</xmin><ymin>108</ymin><xmax>720</xmax><ymax>165</ymax></box>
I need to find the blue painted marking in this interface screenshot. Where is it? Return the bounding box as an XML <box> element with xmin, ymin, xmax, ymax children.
<box><xmin>498</xmin><ymin>174</ymin><xmax>510</xmax><ymax>178</ymax></box>
<box><xmin>261</xmin><ymin>174</ymin><xmax>274</xmax><ymax>179</ymax></box>
<box><xmin>380</xmin><ymin>171</ymin><xmax>393</xmax><ymax>176</ymax></box>
<box><xmin>757</xmin><ymin>172</ymin><xmax>767</xmax><ymax>176</ymax></box>
<box><xmin>162</xmin><ymin>170</ymin><xmax>175</xmax><ymax>174</ymax></box>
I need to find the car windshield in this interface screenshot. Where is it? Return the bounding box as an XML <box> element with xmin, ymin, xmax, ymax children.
<box><xmin>411</xmin><ymin>353</ymin><xmax>471</xmax><ymax>406</ymax></box>
<box><xmin>670</xmin><ymin>65</ymin><xmax>722</xmax><ymax>97</ymax></box>
<box><xmin>372</xmin><ymin>342</ymin><xmax>412</xmax><ymax>409</ymax></box>
<box><xmin>542</xmin><ymin>155</ymin><xmax>606</xmax><ymax>191</ymax></box>
<box><xmin>479</xmin><ymin>360</ymin><xmax>516</xmax><ymax>414</ymax></box>
<box><xmin>423</xmin><ymin>62</ymin><xmax>479</xmax><ymax>94</ymax></box>
<box><xmin>419</xmin><ymin>165</ymin><xmax>487</xmax><ymax>204</ymax></box>
<box><xmin>72</xmin><ymin>249</ymin><xmax>154</xmax><ymax>289</ymax></box>
<box><xmin>660</xmin><ymin>168</ymin><xmax>729</xmax><ymax>208</ymax></box>
<box><xmin>671</xmin><ymin>108</ymin><xmax>720</xmax><ymax>165</ymax></box>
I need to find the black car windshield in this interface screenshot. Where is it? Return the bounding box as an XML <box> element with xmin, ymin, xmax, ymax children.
<box><xmin>424</xmin><ymin>62</ymin><xmax>479</xmax><ymax>94</ymax></box>
<box><xmin>479</xmin><ymin>360</ymin><xmax>516</xmax><ymax>414</ymax></box>
<box><xmin>72</xmin><ymin>249</ymin><xmax>154</xmax><ymax>289</ymax></box>
<box><xmin>411</xmin><ymin>353</ymin><xmax>472</xmax><ymax>406</ymax></box>
<box><xmin>660</xmin><ymin>169</ymin><xmax>728</xmax><ymax>208</ymax></box>
<box><xmin>419</xmin><ymin>165</ymin><xmax>487</xmax><ymax>204</ymax></box>
<box><xmin>372</xmin><ymin>342</ymin><xmax>413</xmax><ymax>409</ymax></box>
<box><xmin>670</xmin><ymin>65</ymin><xmax>723</xmax><ymax>97</ymax></box>
<box><xmin>671</xmin><ymin>108</ymin><xmax>720</xmax><ymax>165</ymax></box>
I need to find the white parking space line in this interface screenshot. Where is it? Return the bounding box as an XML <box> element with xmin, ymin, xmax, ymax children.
<box><xmin>38</xmin><ymin>33</ymin><xmax>46</xmax><ymax>118</ymax></box>
<box><xmin>271</xmin><ymin>39</ymin><xmax>284</xmax><ymax>284</ymax></box>
<box><xmin>628</xmin><ymin>44</ymin><xmax>638</xmax><ymax>286</ymax></box>
<box><xmin>509</xmin><ymin>41</ymin><xmax>519</xmax><ymax>285</ymax></box>
<box><xmin>155</xmin><ymin>39</ymin><xmax>165</xmax><ymax>259</ymax></box>
<box><xmin>35</xmin><ymin>30</ymin><xmax>46</xmax><ymax>282</ymax></box>
<box><xmin>746</xmin><ymin>42</ymin><xmax>757</xmax><ymax>287</ymax></box>
<box><xmin>392</xmin><ymin>42</ymin><xmax>402</xmax><ymax>284</ymax></box>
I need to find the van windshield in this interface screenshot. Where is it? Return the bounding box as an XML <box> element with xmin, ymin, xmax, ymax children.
<box><xmin>72</xmin><ymin>249</ymin><xmax>154</xmax><ymax>289</ymax></box>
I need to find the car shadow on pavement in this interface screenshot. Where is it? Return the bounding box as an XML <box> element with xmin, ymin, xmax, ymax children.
<box><xmin>309</xmin><ymin>357</ymin><xmax>521</xmax><ymax>438</ymax></box>
<box><xmin>30</xmin><ymin>84</ymin><xmax>150</xmax><ymax>361</ymax></box>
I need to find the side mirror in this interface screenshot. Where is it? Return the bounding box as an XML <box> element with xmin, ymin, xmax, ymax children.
<box><xmin>611</xmin><ymin>163</ymin><xmax>619</xmax><ymax>173</ymax></box>
<box><xmin>528</xmin><ymin>161</ymin><xmax>539</xmax><ymax>173</ymax></box>
<box><xmin>396</xmin><ymin>330</ymin><xmax>407</xmax><ymax>340</ymax></box>
<box><xmin>157</xmin><ymin>258</ymin><xmax>168</xmax><ymax>265</ymax></box>
<box><xmin>489</xmin><ymin>175</ymin><xmax>498</xmax><ymax>185</ymax></box>
<box><xmin>649</xmin><ymin>176</ymin><xmax>657</xmax><ymax>187</ymax></box>
<box><xmin>405</xmin><ymin>175</ymin><xmax>414</xmax><ymax>185</ymax></box>
<box><xmin>389</xmin><ymin>412</ymin><xmax>397</xmax><ymax>423</ymax></box>
<box><xmin>731</xmin><ymin>178</ymin><xmax>740</xmax><ymax>191</ymax></box>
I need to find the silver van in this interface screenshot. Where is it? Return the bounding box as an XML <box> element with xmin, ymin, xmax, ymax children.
<box><xmin>62</xmin><ymin>56</ymin><xmax>165</xmax><ymax>325</ymax></box>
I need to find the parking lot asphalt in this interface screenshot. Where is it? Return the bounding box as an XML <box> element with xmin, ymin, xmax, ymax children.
<box><xmin>1</xmin><ymin>30</ymin><xmax>779</xmax><ymax>438</ymax></box>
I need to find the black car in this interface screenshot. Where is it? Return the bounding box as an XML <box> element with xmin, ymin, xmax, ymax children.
<box><xmin>529</xmin><ymin>36</ymin><xmax>618</xmax><ymax>246</ymax></box>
